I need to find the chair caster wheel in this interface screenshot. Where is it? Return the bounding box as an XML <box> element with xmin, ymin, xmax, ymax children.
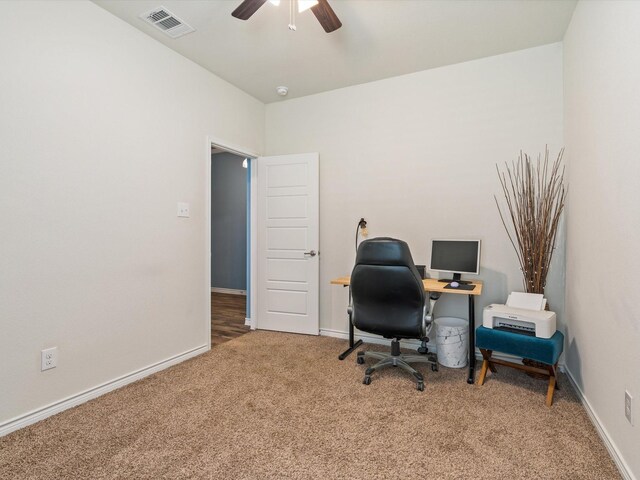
<box><xmin>417</xmin><ymin>346</ymin><xmax>428</xmax><ymax>354</ymax></box>
<box><xmin>356</xmin><ymin>356</ymin><xmax>365</xmax><ymax>365</ymax></box>
<box><xmin>417</xmin><ymin>381</ymin><xmax>425</xmax><ymax>391</ymax></box>
<box><xmin>363</xmin><ymin>376</ymin><xmax>371</xmax><ymax>385</ymax></box>
<box><xmin>431</xmin><ymin>363</ymin><xmax>439</xmax><ymax>372</ymax></box>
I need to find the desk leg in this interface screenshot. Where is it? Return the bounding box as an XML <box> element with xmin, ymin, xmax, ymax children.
<box><xmin>338</xmin><ymin>320</ymin><xmax>363</xmax><ymax>360</ymax></box>
<box><xmin>467</xmin><ymin>294</ymin><xmax>476</xmax><ymax>384</ymax></box>
<box><xmin>338</xmin><ymin>288</ymin><xmax>362</xmax><ymax>360</ymax></box>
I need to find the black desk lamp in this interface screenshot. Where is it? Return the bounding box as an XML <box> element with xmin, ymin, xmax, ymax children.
<box><xmin>339</xmin><ymin>217</ymin><xmax>368</xmax><ymax>361</ymax></box>
<box><xmin>355</xmin><ymin>218</ymin><xmax>368</xmax><ymax>252</ymax></box>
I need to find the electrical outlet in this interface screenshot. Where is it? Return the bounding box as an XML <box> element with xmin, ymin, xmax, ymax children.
<box><xmin>41</xmin><ymin>347</ymin><xmax>58</xmax><ymax>371</ymax></box>
<box><xmin>177</xmin><ymin>202</ymin><xmax>190</xmax><ymax>218</ymax></box>
<box><xmin>625</xmin><ymin>390</ymin><xmax>633</xmax><ymax>425</ymax></box>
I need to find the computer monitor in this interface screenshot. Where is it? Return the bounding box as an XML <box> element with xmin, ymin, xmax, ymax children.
<box><xmin>429</xmin><ymin>239</ymin><xmax>481</xmax><ymax>283</ymax></box>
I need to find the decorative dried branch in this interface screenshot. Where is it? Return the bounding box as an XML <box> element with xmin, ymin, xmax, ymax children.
<box><xmin>495</xmin><ymin>146</ymin><xmax>566</xmax><ymax>294</ymax></box>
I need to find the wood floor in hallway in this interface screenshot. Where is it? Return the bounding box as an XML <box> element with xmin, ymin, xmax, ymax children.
<box><xmin>211</xmin><ymin>292</ymin><xmax>249</xmax><ymax>346</ymax></box>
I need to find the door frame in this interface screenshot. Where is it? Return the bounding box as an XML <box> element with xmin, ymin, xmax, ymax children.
<box><xmin>206</xmin><ymin>135</ymin><xmax>260</xmax><ymax>349</ymax></box>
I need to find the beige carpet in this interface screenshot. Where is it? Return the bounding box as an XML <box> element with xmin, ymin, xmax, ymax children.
<box><xmin>0</xmin><ymin>331</ymin><xmax>620</xmax><ymax>479</ymax></box>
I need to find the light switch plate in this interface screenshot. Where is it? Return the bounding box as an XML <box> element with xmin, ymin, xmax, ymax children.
<box><xmin>177</xmin><ymin>202</ymin><xmax>190</xmax><ymax>218</ymax></box>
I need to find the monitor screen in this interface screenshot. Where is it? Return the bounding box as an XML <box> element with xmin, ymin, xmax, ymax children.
<box><xmin>429</xmin><ymin>239</ymin><xmax>481</xmax><ymax>275</ymax></box>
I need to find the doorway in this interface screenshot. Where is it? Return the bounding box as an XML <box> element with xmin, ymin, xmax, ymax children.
<box><xmin>210</xmin><ymin>145</ymin><xmax>252</xmax><ymax>346</ymax></box>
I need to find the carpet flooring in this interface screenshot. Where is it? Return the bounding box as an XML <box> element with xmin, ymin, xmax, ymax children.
<box><xmin>0</xmin><ymin>331</ymin><xmax>620</xmax><ymax>479</ymax></box>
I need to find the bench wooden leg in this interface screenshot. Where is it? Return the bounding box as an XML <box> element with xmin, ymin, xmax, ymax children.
<box><xmin>478</xmin><ymin>359</ymin><xmax>489</xmax><ymax>386</ymax></box>
<box><xmin>477</xmin><ymin>349</ymin><xmax>495</xmax><ymax>386</ymax></box>
<box><xmin>482</xmin><ymin>349</ymin><xmax>497</xmax><ymax>371</ymax></box>
<box><xmin>486</xmin><ymin>351</ymin><xmax>497</xmax><ymax>373</ymax></box>
<box><xmin>551</xmin><ymin>364</ymin><xmax>560</xmax><ymax>390</ymax></box>
<box><xmin>545</xmin><ymin>363</ymin><xmax>558</xmax><ymax>407</ymax></box>
<box><xmin>478</xmin><ymin>352</ymin><xmax>560</xmax><ymax>406</ymax></box>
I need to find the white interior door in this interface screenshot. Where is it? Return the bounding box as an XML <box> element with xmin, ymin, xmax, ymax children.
<box><xmin>257</xmin><ymin>153</ymin><xmax>319</xmax><ymax>335</ymax></box>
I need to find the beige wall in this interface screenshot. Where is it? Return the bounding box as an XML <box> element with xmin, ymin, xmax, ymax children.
<box><xmin>0</xmin><ymin>1</ymin><xmax>264</xmax><ymax>426</ymax></box>
<box><xmin>3</xmin><ymin>3</ymin><xmax>635</xmax><ymax>476</ymax></box>
<box><xmin>266</xmin><ymin>44</ymin><xmax>564</xmax><ymax>337</ymax></box>
<box><xmin>563</xmin><ymin>2</ymin><xmax>640</xmax><ymax>477</ymax></box>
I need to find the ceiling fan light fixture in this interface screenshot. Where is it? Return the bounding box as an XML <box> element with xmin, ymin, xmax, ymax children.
<box><xmin>298</xmin><ymin>0</ymin><xmax>318</xmax><ymax>13</ymax></box>
<box><xmin>231</xmin><ymin>0</ymin><xmax>341</xmax><ymax>33</ymax></box>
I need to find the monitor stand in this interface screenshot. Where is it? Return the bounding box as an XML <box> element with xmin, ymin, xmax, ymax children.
<box><xmin>437</xmin><ymin>273</ymin><xmax>472</xmax><ymax>285</ymax></box>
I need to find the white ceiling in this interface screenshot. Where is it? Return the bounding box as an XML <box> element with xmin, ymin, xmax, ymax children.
<box><xmin>93</xmin><ymin>0</ymin><xmax>577</xmax><ymax>103</ymax></box>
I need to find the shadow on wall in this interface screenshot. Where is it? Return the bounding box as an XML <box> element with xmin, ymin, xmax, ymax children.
<box><xmin>429</xmin><ymin>267</ymin><xmax>508</xmax><ymax>322</ymax></box>
<box><xmin>327</xmin><ymin>267</ymin><xmax>510</xmax><ymax>336</ymax></box>
<box><xmin>327</xmin><ymin>265</ymin><xmax>568</xmax><ymax>349</ymax></box>
<box><xmin>565</xmin><ymin>326</ymin><xmax>582</xmax><ymax>387</ymax></box>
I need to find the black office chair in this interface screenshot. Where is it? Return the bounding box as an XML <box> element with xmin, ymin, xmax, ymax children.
<box><xmin>351</xmin><ymin>237</ymin><xmax>438</xmax><ymax>391</ymax></box>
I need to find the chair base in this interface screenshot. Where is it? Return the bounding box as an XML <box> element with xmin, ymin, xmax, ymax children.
<box><xmin>357</xmin><ymin>340</ymin><xmax>438</xmax><ymax>391</ymax></box>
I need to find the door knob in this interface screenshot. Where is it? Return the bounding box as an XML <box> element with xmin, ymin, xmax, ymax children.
<box><xmin>304</xmin><ymin>250</ymin><xmax>317</xmax><ymax>257</ymax></box>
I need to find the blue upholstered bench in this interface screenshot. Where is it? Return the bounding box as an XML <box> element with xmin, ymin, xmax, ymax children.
<box><xmin>475</xmin><ymin>326</ymin><xmax>564</xmax><ymax>407</ymax></box>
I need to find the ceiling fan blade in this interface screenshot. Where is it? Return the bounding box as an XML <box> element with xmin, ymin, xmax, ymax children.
<box><xmin>310</xmin><ymin>0</ymin><xmax>342</xmax><ymax>33</ymax></box>
<box><xmin>231</xmin><ymin>0</ymin><xmax>268</xmax><ymax>20</ymax></box>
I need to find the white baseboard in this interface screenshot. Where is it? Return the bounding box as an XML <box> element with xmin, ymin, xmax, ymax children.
<box><xmin>211</xmin><ymin>287</ymin><xmax>246</xmax><ymax>295</ymax></box>
<box><xmin>0</xmin><ymin>344</ymin><xmax>209</xmax><ymax>438</ymax></box>
<box><xmin>320</xmin><ymin>328</ymin><xmax>436</xmax><ymax>351</ymax></box>
<box><xmin>319</xmin><ymin>327</ymin><xmax>525</xmax><ymax>365</ymax></box>
<box><xmin>564</xmin><ymin>368</ymin><xmax>635</xmax><ymax>480</ymax></box>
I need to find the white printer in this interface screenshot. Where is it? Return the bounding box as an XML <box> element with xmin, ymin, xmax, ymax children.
<box><xmin>483</xmin><ymin>292</ymin><xmax>556</xmax><ymax>339</ymax></box>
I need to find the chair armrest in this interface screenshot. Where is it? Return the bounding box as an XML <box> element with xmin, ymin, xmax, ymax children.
<box><xmin>423</xmin><ymin>294</ymin><xmax>440</xmax><ymax>336</ymax></box>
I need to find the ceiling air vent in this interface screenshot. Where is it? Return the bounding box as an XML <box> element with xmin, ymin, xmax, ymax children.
<box><xmin>139</xmin><ymin>6</ymin><xmax>195</xmax><ymax>39</ymax></box>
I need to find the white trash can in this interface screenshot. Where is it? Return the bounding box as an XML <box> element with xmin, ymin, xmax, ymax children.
<box><xmin>435</xmin><ymin>317</ymin><xmax>468</xmax><ymax>368</ymax></box>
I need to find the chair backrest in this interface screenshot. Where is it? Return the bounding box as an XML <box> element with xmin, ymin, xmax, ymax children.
<box><xmin>351</xmin><ymin>237</ymin><xmax>425</xmax><ymax>339</ymax></box>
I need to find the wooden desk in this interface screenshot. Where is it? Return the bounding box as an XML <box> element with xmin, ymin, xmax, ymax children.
<box><xmin>330</xmin><ymin>276</ymin><xmax>483</xmax><ymax>384</ymax></box>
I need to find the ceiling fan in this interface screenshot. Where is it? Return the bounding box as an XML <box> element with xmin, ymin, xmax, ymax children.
<box><xmin>231</xmin><ymin>0</ymin><xmax>342</xmax><ymax>33</ymax></box>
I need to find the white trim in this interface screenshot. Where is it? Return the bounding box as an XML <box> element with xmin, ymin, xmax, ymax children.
<box><xmin>0</xmin><ymin>344</ymin><xmax>208</xmax><ymax>438</ymax></box>
<box><xmin>245</xmin><ymin>317</ymin><xmax>251</xmax><ymax>327</ymax></box>
<box><xmin>208</xmin><ymin>135</ymin><xmax>260</xmax><ymax>159</ymax></box>
<box><xmin>205</xmin><ymin>138</ymin><xmax>212</xmax><ymax>350</ymax></box>
<box><xmin>211</xmin><ymin>287</ymin><xmax>246</xmax><ymax>295</ymax></box>
<box><xmin>564</xmin><ymin>369</ymin><xmax>635</xmax><ymax>480</ymax></box>
<box><xmin>249</xmin><ymin>158</ymin><xmax>258</xmax><ymax>330</ymax></box>
<box><xmin>320</xmin><ymin>328</ymin><xmax>436</xmax><ymax>351</ymax></box>
<box><xmin>319</xmin><ymin>328</ymin><xmax>551</xmax><ymax>366</ymax></box>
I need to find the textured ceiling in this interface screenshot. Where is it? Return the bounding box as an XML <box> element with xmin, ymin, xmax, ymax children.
<box><xmin>93</xmin><ymin>0</ymin><xmax>577</xmax><ymax>103</ymax></box>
